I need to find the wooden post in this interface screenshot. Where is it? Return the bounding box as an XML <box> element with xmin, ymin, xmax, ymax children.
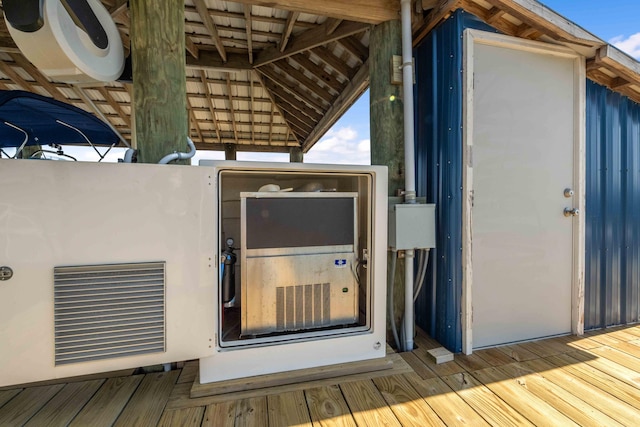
<box><xmin>289</xmin><ymin>146</ymin><xmax>303</xmax><ymax>163</ymax></box>
<box><xmin>370</xmin><ymin>20</ymin><xmax>404</xmax><ymax>195</ymax></box>
<box><xmin>369</xmin><ymin>19</ymin><xmax>405</xmax><ymax>349</ymax></box>
<box><xmin>224</xmin><ymin>144</ymin><xmax>237</xmax><ymax>160</ymax></box>
<box><xmin>130</xmin><ymin>0</ymin><xmax>188</xmax><ymax>164</ymax></box>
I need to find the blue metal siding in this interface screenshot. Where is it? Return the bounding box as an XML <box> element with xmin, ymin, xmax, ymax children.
<box><xmin>585</xmin><ymin>81</ymin><xmax>640</xmax><ymax>329</ymax></box>
<box><xmin>413</xmin><ymin>10</ymin><xmax>496</xmax><ymax>352</ymax></box>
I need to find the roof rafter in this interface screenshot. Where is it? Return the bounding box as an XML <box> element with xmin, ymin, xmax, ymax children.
<box><xmin>280</xmin><ymin>11</ymin><xmax>300</xmax><ymax>52</ymax></box>
<box><xmin>243</xmin><ymin>5</ymin><xmax>254</xmax><ymax>64</ymax></box>
<box><xmin>258</xmin><ymin>65</ymin><xmax>326</xmax><ymax>112</ymax></box>
<box><xmin>193</xmin><ymin>0</ymin><xmax>227</xmax><ymax>62</ymax></box>
<box><xmin>254</xmin><ymin>20</ymin><xmax>370</xmax><ymax>66</ymax></box>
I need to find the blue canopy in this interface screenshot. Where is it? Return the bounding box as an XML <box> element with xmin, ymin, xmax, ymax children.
<box><xmin>0</xmin><ymin>90</ymin><xmax>120</xmax><ymax>148</ymax></box>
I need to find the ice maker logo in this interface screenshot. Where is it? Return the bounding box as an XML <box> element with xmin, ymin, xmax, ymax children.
<box><xmin>334</xmin><ymin>259</ymin><xmax>347</xmax><ymax>268</ymax></box>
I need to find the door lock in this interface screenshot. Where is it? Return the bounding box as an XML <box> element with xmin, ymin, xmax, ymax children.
<box><xmin>564</xmin><ymin>188</ymin><xmax>574</xmax><ymax>198</ymax></box>
<box><xmin>564</xmin><ymin>208</ymin><xmax>579</xmax><ymax>217</ymax></box>
<box><xmin>0</xmin><ymin>266</ymin><xmax>13</xmax><ymax>281</ymax></box>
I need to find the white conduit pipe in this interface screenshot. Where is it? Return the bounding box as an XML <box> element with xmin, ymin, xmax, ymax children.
<box><xmin>401</xmin><ymin>0</ymin><xmax>416</xmax><ymax>352</ymax></box>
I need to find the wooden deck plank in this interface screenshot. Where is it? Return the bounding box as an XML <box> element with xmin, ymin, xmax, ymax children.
<box><xmin>372</xmin><ymin>375</ymin><xmax>445</xmax><ymax>427</ymax></box>
<box><xmin>69</xmin><ymin>374</ymin><xmax>144</xmax><ymax>427</ymax></box>
<box><xmin>340</xmin><ymin>380</ymin><xmax>401</xmax><ymax>427</ymax></box>
<box><xmin>168</xmin><ymin>354</ymin><xmax>412</xmax><ymax>409</ymax></box>
<box><xmin>399</xmin><ymin>352</ymin><xmax>438</xmax><ymax>379</ymax></box>
<box><xmin>403</xmin><ymin>372</ymin><xmax>491</xmax><ymax>426</ymax></box>
<box><xmin>304</xmin><ymin>385</ymin><xmax>357</xmax><ymax>427</ymax></box>
<box><xmin>178</xmin><ymin>361</ymin><xmax>199</xmax><ymax>384</ymax></box>
<box><xmin>201</xmin><ymin>401</ymin><xmax>236</xmax><ymax>427</ymax></box>
<box><xmin>441</xmin><ymin>372</ymin><xmax>535</xmax><ymax>427</ymax></box>
<box><xmin>515</xmin><ymin>337</ymin><xmax>573</xmax><ymax>358</ymax></box>
<box><xmin>470</xmin><ymin>367</ymin><xmax>580</xmax><ymax>426</ymax></box>
<box><xmin>497</xmin><ymin>344</ymin><xmax>539</xmax><ymax>362</ymax></box>
<box><xmin>0</xmin><ymin>389</ymin><xmax>22</xmax><ymax>409</ymax></box>
<box><xmin>157</xmin><ymin>407</ymin><xmax>205</xmax><ymax>427</ymax></box>
<box><xmin>498</xmin><ymin>362</ymin><xmax>625</xmax><ymax>427</ymax></box>
<box><xmin>191</xmin><ymin>355</ymin><xmax>396</xmax><ymax>397</ymax></box>
<box><xmin>454</xmin><ymin>353</ymin><xmax>493</xmax><ymax>372</ymax></box>
<box><xmin>622</xmin><ymin>325</ymin><xmax>640</xmax><ymax>338</ymax></box>
<box><xmin>555</xmin><ymin>334</ymin><xmax>603</xmax><ymax>350</ymax></box>
<box><xmin>234</xmin><ymin>397</ymin><xmax>268</xmax><ymax>427</ymax></box>
<box><xmin>567</xmin><ymin>349</ymin><xmax>640</xmax><ymax>389</ymax></box>
<box><xmin>267</xmin><ymin>391</ymin><xmax>313</xmax><ymax>427</ymax></box>
<box><xmin>523</xmin><ymin>358</ymin><xmax>640</xmax><ymax>427</ymax></box>
<box><xmin>545</xmin><ymin>353</ymin><xmax>640</xmax><ymax>410</ymax></box>
<box><xmin>0</xmin><ymin>384</ymin><xmax>64</xmax><ymax>426</ymax></box>
<box><xmin>473</xmin><ymin>347</ymin><xmax>518</xmax><ymax>367</ymax></box>
<box><xmin>588</xmin><ymin>346</ymin><xmax>640</xmax><ymax>373</ymax></box>
<box><xmin>113</xmin><ymin>370</ymin><xmax>179</xmax><ymax>427</ymax></box>
<box><xmin>24</xmin><ymin>379</ymin><xmax>104</xmax><ymax>427</ymax></box>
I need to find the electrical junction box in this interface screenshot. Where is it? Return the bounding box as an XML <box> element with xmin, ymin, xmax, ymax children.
<box><xmin>389</xmin><ymin>203</ymin><xmax>436</xmax><ymax>250</ymax></box>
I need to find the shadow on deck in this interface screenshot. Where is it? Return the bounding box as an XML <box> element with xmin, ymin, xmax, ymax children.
<box><xmin>1</xmin><ymin>325</ymin><xmax>640</xmax><ymax>426</ymax></box>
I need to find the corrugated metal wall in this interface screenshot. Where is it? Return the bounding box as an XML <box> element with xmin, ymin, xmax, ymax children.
<box><xmin>414</xmin><ymin>10</ymin><xmax>640</xmax><ymax>351</ymax></box>
<box><xmin>413</xmin><ymin>10</ymin><xmax>495</xmax><ymax>352</ymax></box>
<box><xmin>585</xmin><ymin>80</ymin><xmax>640</xmax><ymax>329</ymax></box>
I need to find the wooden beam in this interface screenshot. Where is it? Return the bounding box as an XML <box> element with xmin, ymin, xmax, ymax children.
<box><xmin>230</xmin><ymin>0</ymin><xmax>399</xmax><ymax>24</ymax></box>
<box><xmin>254</xmin><ymin>72</ymin><xmax>300</xmax><ymax>145</ymax></box>
<box><xmin>193</xmin><ymin>141</ymin><xmax>293</xmax><ymax>153</ymax></box>
<box><xmin>255</xmin><ymin>20</ymin><xmax>370</xmax><ymax>67</ymax></box>
<box><xmin>7</xmin><ymin>54</ymin><xmax>69</xmax><ymax>103</ymax></box>
<box><xmin>325</xmin><ymin>19</ymin><xmax>343</xmax><ymax>35</ymax></box>
<box><xmin>594</xmin><ymin>45</ymin><xmax>640</xmax><ymax>84</ymax></box>
<box><xmin>244</xmin><ymin>5</ymin><xmax>254</xmax><ymax>64</ymax></box>
<box><xmin>194</xmin><ymin>0</ymin><xmax>227</xmax><ymax>62</ymax></box>
<box><xmin>186</xmin><ymin>51</ymin><xmax>252</xmax><ymax>71</ymax></box>
<box><xmin>414</xmin><ymin>0</ymin><xmax>462</xmax><ymax>47</ymax></box>
<box><xmin>249</xmin><ymin>71</ymin><xmax>255</xmax><ymax>144</ymax></box>
<box><xmin>280</xmin><ymin>11</ymin><xmax>300</xmax><ymax>52</ymax></box>
<box><xmin>303</xmin><ymin>59</ymin><xmax>369</xmax><ymax>151</ymax></box>
<box><xmin>484</xmin><ymin>0</ymin><xmax>602</xmax><ymax>46</ymax></box>
<box><xmin>185</xmin><ymin>35</ymin><xmax>200</xmax><ymax>59</ymax></box>
<box><xmin>259</xmin><ymin>76</ymin><xmax>320</xmax><ymax>125</ymax></box>
<box><xmin>337</xmin><ymin>35</ymin><xmax>368</xmax><ymax>62</ymax></box>
<box><xmin>258</xmin><ymin>65</ymin><xmax>326</xmax><ymax>112</ymax></box>
<box><xmin>186</xmin><ymin>96</ymin><xmax>205</xmax><ymax>143</ymax></box>
<box><xmin>225</xmin><ymin>74</ymin><xmax>240</xmax><ymax>144</ymax></box>
<box><xmin>292</xmin><ymin>54</ymin><xmax>342</xmax><ymax>94</ymax></box>
<box><xmin>96</xmin><ymin>86</ymin><xmax>132</xmax><ymax>129</ymax></box>
<box><xmin>311</xmin><ymin>47</ymin><xmax>354</xmax><ymax>79</ymax></box>
<box><xmin>109</xmin><ymin>0</ymin><xmax>129</xmax><ymax>18</ymax></box>
<box><xmin>0</xmin><ymin>36</ymin><xmax>20</xmax><ymax>53</ymax></box>
<box><xmin>274</xmin><ymin>60</ymin><xmax>334</xmax><ymax>103</ymax></box>
<box><xmin>485</xmin><ymin>7</ymin><xmax>505</xmax><ymax>25</ymax></box>
<box><xmin>0</xmin><ymin>61</ymin><xmax>38</xmax><ymax>93</ymax></box>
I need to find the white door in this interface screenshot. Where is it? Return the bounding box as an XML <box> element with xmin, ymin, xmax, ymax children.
<box><xmin>462</xmin><ymin>30</ymin><xmax>585</xmax><ymax>351</ymax></box>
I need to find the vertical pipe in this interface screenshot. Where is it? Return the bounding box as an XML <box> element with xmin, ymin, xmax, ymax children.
<box><xmin>404</xmin><ymin>249</ymin><xmax>415</xmax><ymax>350</ymax></box>
<box><xmin>401</xmin><ymin>0</ymin><xmax>416</xmax><ymax>351</ymax></box>
<box><xmin>401</xmin><ymin>0</ymin><xmax>416</xmax><ymax>203</ymax></box>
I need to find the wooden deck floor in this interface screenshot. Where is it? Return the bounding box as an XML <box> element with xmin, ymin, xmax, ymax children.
<box><xmin>2</xmin><ymin>325</ymin><xmax>640</xmax><ymax>426</ymax></box>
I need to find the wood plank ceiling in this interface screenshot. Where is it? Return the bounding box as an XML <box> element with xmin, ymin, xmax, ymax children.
<box><xmin>0</xmin><ymin>0</ymin><xmax>638</xmax><ymax>155</ymax></box>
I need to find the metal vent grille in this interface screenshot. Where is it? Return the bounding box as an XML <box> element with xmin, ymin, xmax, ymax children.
<box><xmin>275</xmin><ymin>283</ymin><xmax>330</xmax><ymax>332</ymax></box>
<box><xmin>54</xmin><ymin>262</ymin><xmax>166</xmax><ymax>365</ymax></box>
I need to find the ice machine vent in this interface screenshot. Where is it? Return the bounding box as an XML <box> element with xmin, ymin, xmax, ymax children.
<box><xmin>275</xmin><ymin>283</ymin><xmax>331</xmax><ymax>331</ymax></box>
<box><xmin>53</xmin><ymin>262</ymin><xmax>166</xmax><ymax>365</ymax></box>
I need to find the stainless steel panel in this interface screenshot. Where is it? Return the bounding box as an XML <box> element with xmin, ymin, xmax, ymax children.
<box><xmin>242</xmin><ymin>252</ymin><xmax>358</xmax><ymax>335</ymax></box>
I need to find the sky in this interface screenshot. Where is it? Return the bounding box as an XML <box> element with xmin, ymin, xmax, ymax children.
<box><xmin>24</xmin><ymin>1</ymin><xmax>640</xmax><ymax>164</ymax></box>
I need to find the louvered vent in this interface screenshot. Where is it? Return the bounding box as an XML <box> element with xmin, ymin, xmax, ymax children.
<box><xmin>54</xmin><ymin>262</ymin><xmax>166</xmax><ymax>365</ymax></box>
<box><xmin>275</xmin><ymin>283</ymin><xmax>331</xmax><ymax>332</ymax></box>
